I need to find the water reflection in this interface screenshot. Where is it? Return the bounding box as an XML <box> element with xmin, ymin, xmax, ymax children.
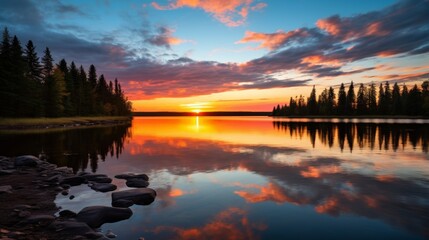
<box><xmin>0</xmin><ymin>124</ymin><xmax>131</xmax><ymax>172</ymax></box>
<box><xmin>273</xmin><ymin>121</ymin><xmax>429</xmax><ymax>152</ymax></box>
<box><xmin>1</xmin><ymin>117</ymin><xmax>428</xmax><ymax>239</ymax></box>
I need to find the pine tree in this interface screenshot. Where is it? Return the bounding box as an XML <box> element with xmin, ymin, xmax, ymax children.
<box><xmin>327</xmin><ymin>87</ymin><xmax>335</xmax><ymax>115</ymax></box>
<box><xmin>41</xmin><ymin>47</ymin><xmax>53</xmax><ymax>79</ymax></box>
<box><xmin>368</xmin><ymin>83</ymin><xmax>377</xmax><ymax>114</ymax></box>
<box><xmin>384</xmin><ymin>82</ymin><xmax>392</xmax><ymax>114</ymax></box>
<box><xmin>356</xmin><ymin>83</ymin><xmax>367</xmax><ymax>115</ymax></box>
<box><xmin>24</xmin><ymin>40</ymin><xmax>43</xmax><ymax>116</ymax></box>
<box><xmin>421</xmin><ymin>81</ymin><xmax>429</xmax><ymax>116</ymax></box>
<box><xmin>407</xmin><ymin>84</ymin><xmax>422</xmax><ymax>115</ymax></box>
<box><xmin>10</xmin><ymin>35</ymin><xmax>28</xmax><ymax>116</ymax></box>
<box><xmin>401</xmin><ymin>84</ymin><xmax>409</xmax><ymax>115</ymax></box>
<box><xmin>378</xmin><ymin>83</ymin><xmax>386</xmax><ymax>114</ymax></box>
<box><xmin>337</xmin><ymin>83</ymin><xmax>346</xmax><ymax>115</ymax></box>
<box><xmin>346</xmin><ymin>81</ymin><xmax>355</xmax><ymax>115</ymax></box>
<box><xmin>0</xmin><ymin>27</ymin><xmax>12</xmax><ymax>116</ymax></box>
<box><xmin>307</xmin><ymin>86</ymin><xmax>317</xmax><ymax>115</ymax></box>
<box><xmin>45</xmin><ymin>68</ymin><xmax>67</xmax><ymax>117</ymax></box>
<box><xmin>391</xmin><ymin>83</ymin><xmax>402</xmax><ymax>115</ymax></box>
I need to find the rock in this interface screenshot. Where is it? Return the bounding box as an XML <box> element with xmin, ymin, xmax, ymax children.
<box><xmin>51</xmin><ymin>220</ymin><xmax>94</xmax><ymax>237</ymax></box>
<box><xmin>61</xmin><ymin>184</ymin><xmax>71</xmax><ymax>190</ymax></box>
<box><xmin>76</xmin><ymin>206</ymin><xmax>133</xmax><ymax>228</ymax></box>
<box><xmin>14</xmin><ymin>155</ymin><xmax>39</xmax><ymax>167</ymax></box>
<box><xmin>61</xmin><ymin>190</ymin><xmax>69</xmax><ymax>196</ymax></box>
<box><xmin>84</xmin><ymin>231</ymin><xmax>105</xmax><ymax>239</ymax></box>
<box><xmin>60</xmin><ymin>176</ymin><xmax>85</xmax><ymax>186</ymax></box>
<box><xmin>81</xmin><ymin>174</ymin><xmax>108</xmax><ymax>181</ymax></box>
<box><xmin>112</xmin><ymin>188</ymin><xmax>156</xmax><ymax>206</ymax></box>
<box><xmin>114</xmin><ymin>173</ymin><xmax>149</xmax><ymax>181</ymax></box>
<box><xmin>126</xmin><ymin>178</ymin><xmax>149</xmax><ymax>188</ymax></box>
<box><xmin>59</xmin><ymin>209</ymin><xmax>77</xmax><ymax>218</ymax></box>
<box><xmin>90</xmin><ymin>177</ymin><xmax>112</xmax><ymax>184</ymax></box>
<box><xmin>90</xmin><ymin>183</ymin><xmax>117</xmax><ymax>192</ymax></box>
<box><xmin>0</xmin><ymin>185</ymin><xmax>12</xmax><ymax>194</ymax></box>
<box><xmin>111</xmin><ymin>199</ymin><xmax>134</xmax><ymax>208</ymax></box>
<box><xmin>69</xmin><ymin>195</ymin><xmax>75</xmax><ymax>200</ymax></box>
<box><xmin>46</xmin><ymin>174</ymin><xmax>62</xmax><ymax>182</ymax></box>
<box><xmin>106</xmin><ymin>229</ymin><xmax>117</xmax><ymax>238</ymax></box>
<box><xmin>55</xmin><ymin>166</ymin><xmax>73</xmax><ymax>174</ymax></box>
<box><xmin>24</xmin><ymin>214</ymin><xmax>55</xmax><ymax>225</ymax></box>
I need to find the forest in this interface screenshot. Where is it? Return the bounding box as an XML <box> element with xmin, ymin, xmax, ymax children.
<box><xmin>272</xmin><ymin>80</ymin><xmax>429</xmax><ymax>117</ymax></box>
<box><xmin>0</xmin><ymin>27</ymin><xmax>132</xmax><ymax>118</ymax></box>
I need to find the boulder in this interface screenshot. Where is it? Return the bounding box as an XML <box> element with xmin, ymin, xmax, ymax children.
<box><xmin>51</xmin><ymin>220</ymin><xmax>94</xmax><ymax>237</ymax></box>
<box><xmin>60</xmin><ymin>176</ymin><xmax>86</xmax><ymax>186</ymax></box>
<box><xmin>81</xmin><ymin>174</ymin><xmax>108</xmax><ymax>181</ymax></box>
<box><xmin>126</xmin><ymin>178</ymin><xmax>149</xmax><ymax>188</ymax></box>
<box><xmin>114</xmin><ymin>173</ymin><xmax>149</xmax><ymax>181</ymax></box>
<box><xmin>112</xmin><ymin>188</ymin><xmax>156</xmax><ymax>206</ymax></box>
<box><xmin>59</xmin><ymin>209</ymin><xmax>77</xmax><ymax>218</ymax></box>
<box><xmin>23</xmin><ymin>214</ymin><xmax>55</xmax><ymax>226</ymax></box>
<box><xmin>76</xmin><ymin>206</ymin><xmax>133</xmax><ymax>228</ymax></box>
<box><xmin>14</xmin><ymin>155</ymin><xmax>39</xmax><ymax>167</ymax></box>
<box><xmin>111</xmin><ymin>199</ymin><xmax>134</xmax><ymax>208</ymax></box>
<box><xmin>90</xmin><ymin>177</ymin><xmax>112</xmax><ymax>184</ymax></box>
<box><xmin>90</xmin><ymin>183</ymin><xmax>117</xmax><ymax>192</ymax></box>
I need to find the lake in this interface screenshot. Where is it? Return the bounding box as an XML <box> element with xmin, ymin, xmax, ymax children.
<box><xmin>1</xmin><ymin>116</ymin><xmax>428</xmax><ymax>239</ymax></box>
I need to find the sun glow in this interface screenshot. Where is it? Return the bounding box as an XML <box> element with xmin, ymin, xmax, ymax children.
<box><xmin>192</xmin><ymin>109</ymin><xmax>201</xmax><ymax>114</ymax></box>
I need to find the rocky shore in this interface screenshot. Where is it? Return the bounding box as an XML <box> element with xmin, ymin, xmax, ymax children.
<box><xmin>0</xmin><ymin>155</ymin><xmax>156</xmax><ymax>240</ymax></box>
<box><xmin>0</xmin><ymin>118</ymin><xmax>132</xmax><ymax>130</ymax></box>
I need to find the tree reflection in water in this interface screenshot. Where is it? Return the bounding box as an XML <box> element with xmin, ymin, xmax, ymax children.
<box><xmin>0</xmin><ymin>124</ymin><xmax>131</xmax><ymax>173</ymax></box>
<box><xmin>273</xmin><ymin>121</ymin><xmax>429</xmax><ymax>152</ymax></box>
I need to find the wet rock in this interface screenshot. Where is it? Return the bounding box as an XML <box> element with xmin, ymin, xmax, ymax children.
<box><xmin>90</xmin><ymin>183</ymin><xmax>117</xmax><ymax>193</ymax></box>
<box><xmin>91</xmin><ymin>177</ymin><xmax>113</xmax><ymax>184</ymax></box>
<box><xmin>61</xmin><ymin>190</ymin><xmax>69</xmax><ymax>196</ymax></box>
<box><xmin>59</xmin><ymin>209</ymin><xmax>77</xmax><ymax>218</ymax></box>
<box><xmin>23</xmin><ymin>214</ymin><xmax>55</xmax><ymax>225</ymax></box>
<box><xmin>114</xmin><ymin>173</ymin><xmax>149</xmax><ymax>181</ymax></box>
<box><xmin>76</xmin><ymin>206</ymin><xmax>133</xmax><ymax>228</ymax></box>
<box><xmin>0</xmin><ymin>185</ymin><xmax>12</xmax><ymax>194</ymax></box>
<box><xmin>60</xmin><ymin>176</ymin><xmax>85</xmax><ymax>186</ymax></box>
<box><xmin>14</xmin><ymin>155</ymin><xmax>39</xmax><ymax>167</ymax></box>
<box><xmin>106</xmin><ymin>229</ymin><xmax>117</xmax><ymax>238</ymax></box>
<box><xmin>126</xmin><ymin>178</ymin><xmax>149</xmax><ymax>188</ymax></box>
<box><xmin>46</xmin><ymin>174</ymin><xmax>62</xmax><ymax>182</ymax></box>
<box><xmin>55</xmin><ymin>166</ymin><xmax>73</xmax><ymax>174</ymax></box>
<box><xmin>111</xmin><ymin>199</ymin><xmax>134</xmax><ymax>208</ymax></box>
<box><xmin>84</xmin><ymin>231</ymin><xmax>105</xmax><ymax>239</ymax></box>
<box><xmin>51</xmin><ymin>220</ymin><xmax>94</xmax><ymax>237</ymax></box>
<box><xmin>81</xmin><ymin>174</ymin><xmax>108</xmax><ymax>181</ymax></box>
<box><xmin>61</xmin><ymin>184</ymin><xmax>71</xmax><ymax>190</ymax></box>
<box><xmin>112</xmin><ymin>188</ymin><xmax>156</xmax><ymax>206</ymax></box>
<box><xmin>69</xmin><ymin>195</ymin><xmax>75</xmax><ymax>200</ymax></box>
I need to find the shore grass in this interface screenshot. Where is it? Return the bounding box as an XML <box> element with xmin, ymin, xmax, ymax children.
<box><xmin>0</xmin><ymin>116</ymin><xmax>132</xmax><ymax>127</ymax></box>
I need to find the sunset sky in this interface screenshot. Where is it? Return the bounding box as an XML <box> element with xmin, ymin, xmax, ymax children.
<box><xmin>1</xmin><ymin>0</ymin><xmax>428</xmax><ymax>112</ymax></box>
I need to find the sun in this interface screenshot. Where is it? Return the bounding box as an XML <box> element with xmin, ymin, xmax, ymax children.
<box><xmin>192</xmin><ymin>109</ymin><xmax>201</xmax><ymax>114</ymax></box>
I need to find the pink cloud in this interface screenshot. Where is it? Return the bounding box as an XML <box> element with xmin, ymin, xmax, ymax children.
<box><xmin>151</xmin><ymin>0</ymin><xmax>267</xmax><ymax>27</ymax></box>
<box><xmin>236</xmin><ymin>29</ymin><xmax>309</xmax><ymax>50</ymax></box>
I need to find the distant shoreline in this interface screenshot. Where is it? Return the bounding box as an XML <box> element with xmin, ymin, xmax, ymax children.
<box><xmin>132</xmin><ymin>111</ymin><xmax>271</xmax><ymax>116</ymax></box>
<box><xmin>0</xmin><ymin>116</ymin><xmax>132</xmax><ymax>130</ymax></box>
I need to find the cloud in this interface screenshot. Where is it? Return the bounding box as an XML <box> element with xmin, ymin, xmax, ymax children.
<box><xmin>151</xmin><ymin>0</ymin><xmax>267</xmax><ymax>27</ymax></box>
<box><xmin>239</xmin><ymin>0</ymin><xmax>429</xmax><ymax>79</ymax></box>
<box><xmin>145</xmin><ymin>26</ymin><xmax>186</xmax><ymax>48</ymax></box>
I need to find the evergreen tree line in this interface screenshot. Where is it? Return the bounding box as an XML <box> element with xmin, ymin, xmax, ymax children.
<box><xmin>273</xmin><ymin>80</ymin><xmax>429</xmax><ymax>117</ymax></box>
<box><xmin>0</xmin><ymin>27</ymin><xmax>132</xmax><ymax>117</ymax></box>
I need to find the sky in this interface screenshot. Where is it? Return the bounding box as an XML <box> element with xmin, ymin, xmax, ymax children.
<box><xmin>1</xmin><ymin>0</ymin><xmax>428</xmax><ymax>112</ymax></box>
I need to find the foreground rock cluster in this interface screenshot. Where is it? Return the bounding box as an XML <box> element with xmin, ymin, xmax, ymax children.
<box><xmin>0</xmin><ymin>155</ymin><xmax>156</xmax><ymax>240</ymax></box>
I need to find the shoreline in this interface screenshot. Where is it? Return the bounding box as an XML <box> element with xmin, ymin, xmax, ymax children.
<box><xmin>0</xmin><ymin>116</ymin><xmax>132</xmax><ymax>130</ymax></box>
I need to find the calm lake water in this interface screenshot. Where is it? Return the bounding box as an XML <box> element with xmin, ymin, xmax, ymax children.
<box><xmin>1</xmin><ymin>116</ymin><xmax>429</xmax><ymax>240</ymax></box>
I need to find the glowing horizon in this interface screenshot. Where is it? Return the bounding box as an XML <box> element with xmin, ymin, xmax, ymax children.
<box><xmin>2</xmin><ymin>0</ymin><xmax>428</xmax><ymax>111</ymax></box>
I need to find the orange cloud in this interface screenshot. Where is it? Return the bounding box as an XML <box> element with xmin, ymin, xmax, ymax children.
<box><xmin>236</xmin><ymin>29</ymin><xmax>308</xmax><ymax>50</ymax></box>
<box><xmin>169</xmin><ymin>188</ymin><xmax>185</xmax><ymax>197</ymax></box>
<box><xmin>316</xmin><ymin>18</ymin><xmax>341</xmax><ymax>36</ymax></box>
<box><xmin>365</xmin><ymin>22</ymin><xmax>389</xmax><ymax>37</ymax></box>
<box><xmin>315</xmin><ymin>197</ymin><xmax>338</xmax><ymax>214</ymax></box>
<box><xmin>301</xmin><ymin>55</ymin><xmax>342</xmax><ymax>67</ymax></box>
<box><xmin>152</xmin><ymin>0</ymin><xmax>267</xmax><ymax>27</ymax></box>
<box><xmin>153</xmin><ymin>207</ymin><xmax>267</xmax><ymax>239</ymax></box>
<box><xmin>234</xmin><ymin>182</ymin><xmax>301</xmax><ymax>204</ymax></box>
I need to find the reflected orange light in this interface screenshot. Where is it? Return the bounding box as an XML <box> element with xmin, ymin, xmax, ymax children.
<box><xmin>169</xmin><ymin>188</ymin><xmax>185</xmax><ymax>197</ymax></box>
